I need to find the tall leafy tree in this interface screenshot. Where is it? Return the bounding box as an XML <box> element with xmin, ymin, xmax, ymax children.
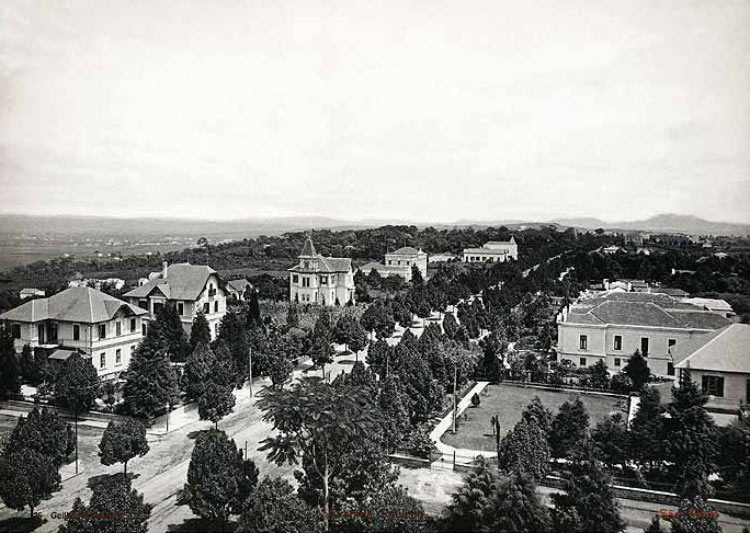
<box><xmin>443</xmin><ymin>456</ymin><xmax>501</xmax><ymax>532</ymax></box>
<box><xmin>498</xmin><ymin>417</ymin><xmax>550</xmax><ymax>481</ymax></box>
<box><xmin>246</xmin><ymin>288</ymin><xmax>262</xmax><ymax>328</ymax></box>
<box><xmin>552</xmin><ymin>442</ymin><xmax>625</xmax><ymax>533</ymax></box>
<box><xmin>189</xmin><ymin>311</ymin><xmax>211</xmax><ymax>349</ymax></box>
<box><xmin>485</xmin><ymin>474</ymin><xmax>550</xmax><ymax>533</ymax></box>
<box><xmin>395</xmin><ymin>349</ymin><xmax>444</xmax><ymax>422</ymax></box>
<box><xmin>19</xmin><ymin>344</ymin><xmax>43</xmax><ymax>386</ymax></box>
<box><xmin>623</xmin><ymin>350</ymin><xmax>650</xmax><ymax>391</ymax></box>
<box><xmin>58</xmin><ymin>473</ymin><xmax>151</xmax><ymax>533</ymax></box>
<box><xmin>310</xmin><ymin>334</ymin><xmax>334</xmax><ymax>380</ymax></box>
<box><xmin>98</xmin><ymin>419</ymin><xmax>150</xmax><ymax>475</ymax></box>
<box><xmin>177</xmin><ymin>429</ymin><xmax>258</xmax><ymax>525</ymax></box>
<box><xmin>629</xmin><ymin>387</ymin><xmax>665</xmax><ymax>468</ymax></box>
<box><xmin>0</xmin><ymin>448</ymin><xmax>60</xmax><ymax>518</ymax></box>
<box><xmin>258</xmin><ymin>377</ymin><xmax>376</xmax><ymax>530</ymax></box>
<box><xmin>589</xmin><ymin>359</ymin><xmax>610</xmax><ymax>389</ymax></box>
<box><xmin>0</xmin><ymin>325</ymin><xmax>21</xmax><ymax>399</ymax></box>
<box><xmin>53</xmin><ymin>352</ymin><xmax>99</xmax><ymax>413</ymax></box>
<box><xmin>716</xmin><ymin>416</ymin><xmax>750</xmax><ymax>492</ymax></box>
<box><xmin>122</xmin><ymin>332</ymin><xmax>180</xmax><ymax>419</ymax></box>
<box><xmin>7</xmin><ymin>407</ymin><xmax>75</xmax><ymax>468</ymax></box>
<box><xmin>237</xmin><ymin>476</ymin><xmax>323</xmax><ymax>533</ymax></box>
<box><xmin>667</xmin><ymin>368</ymin><xmax>717</xmax><ymax>500</ymax></box>
<box><xmin>366</xmin><ymin>338</ymin><xmax>392</xmax><ymax>379</ymax></box>
<box><xmin>286</xmin><ymin>304</ymin><xmax>300</xmax><ymax>328</ymax></box>
<box><xmin>332</xmin><ymin>314</ymin><xmax>356</xmax><ymax>352</ymax></box>
<box><xmin>155</xmin><ymin>303</ymin><xmax>191</xmax><ymax>362</ymax></box>
<box><xmin>218</xmin><ymin>309</ymin><xmax>249</xmax><ymax>376</ymax></box>
<box><xmin>549</xmin><ymin>397</ymin><xmax>589</xmax><ymax>460</ymax></box>
<box><xmin>333</xmin><ymin>486</ymin><xmax>426</xmax><ymax>533</ymax></box>
<box><xmin>592</xmin><ymin>413</ymin><xmax>628</xmax><ymax>471</ymax></box>
<box><xmin>198</xmin><ymin>379</ymin><xmax>236</xmax><ymax>429</ymax></box>
<box><xmin>521</xmin><ymin>396</ymin><xmax>553</xmax><ymax>440</ymax></box>
<box><xmin>442</xmin><ymin>312</ymin><xmax>459</xmax><ymax>339</ymax></box>
<box><xmin>182</xmin><ymin>341</ymin><xmax>215</xmax><ymax>401</ymax></box>
<box><xmin>377</xmin><ymin>375</ymin><xmax>411</xmax><ymax>453</ymax></box>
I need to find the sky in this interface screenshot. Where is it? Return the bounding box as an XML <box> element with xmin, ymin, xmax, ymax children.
<box><xmin>1</xmin><ymin>0</ymin><xmax>749</xmax><ymax>224</ymax></box>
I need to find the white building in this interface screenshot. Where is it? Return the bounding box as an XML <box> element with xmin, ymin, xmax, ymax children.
<box><xmin>463</xmin><ymin>238</ymin><xmax>518</xmax><ymax>263</ymax></box>
<box><xmin>360</xmin><ymin>246</ymin><xmax>428</xmax><ymax>281</ymax></box>
<box><xmin>289</xmin><ymin>237</ymin><xmax>355</xmax><ymax>306</ymax></box>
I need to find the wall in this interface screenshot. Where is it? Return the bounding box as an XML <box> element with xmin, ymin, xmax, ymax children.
<box><xmin>689</xmin><ymin>369</ymin><xmax>750</xmax><ymax>404</ymax></box>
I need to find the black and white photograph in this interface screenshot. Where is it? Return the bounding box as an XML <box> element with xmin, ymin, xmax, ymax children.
<box><xmin>1</xmin><ymin>1</ymin><xmax>749</xmax><ymax>532</ymax></box>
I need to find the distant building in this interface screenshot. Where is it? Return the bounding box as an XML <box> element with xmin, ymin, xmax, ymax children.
<box><xmin>360</xmin><ymin>246</ymin><xmax>428</xmax><ymax>281</ymax></box>
<box><xmin>19</xmin><ymin>288</ymin><xmax>45</xmax><ymax>300</ymax></box>
<box><xmin>124</xmin><ymin>262</ymin><xmax>227</xmax><ymax>339</ymax></box>
<box><xmin>0</xmin><ymin>287</ymin><xmax>147</xmax><ymax>380</ymax></box>
<box><xmin>557</xmin><ymin>291</ymin><xmax>732</xmax><ymax>377</ymax></box>
<box><xmin>289</xmin><ymin>236</ymin><xmax>355</xmax><ymax>306</ymax></box>
<box><xmin>602</xmin><ymin>245</ymin><xmax>622</xmax><ymax>255</ymax></box>
<box><xmin>225</xmin><ymin>279</ymin><xmax>254</xmax><ymax>301</ymax></box>
<box><xmin>680</xmin><ymin>297</ymin><xmax>734</xmax><ymax>318</ymax></box>
<box><xmin>428</xmin><ymin>253</ymin><xmax>458</xmax><ymax>263</ymax></box>
<box><xmin>672</xmin><ymin>324</ymin><xmax>750</xmax><ymax>411</ymax></box>
<box><xmin>462</xmin><ymin>238</ymin><xmax>518</xmax><ymax>263</ymax></box>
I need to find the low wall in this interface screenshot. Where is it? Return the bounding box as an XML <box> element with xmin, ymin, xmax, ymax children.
<box><xmin>386</xmin><ymin>453</ymin><xmax>432</xmax><ymax>469</ymax></box>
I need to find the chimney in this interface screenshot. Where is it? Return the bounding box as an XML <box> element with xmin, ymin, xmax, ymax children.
<box><xmin>162</xmin><ymin>261</ymin><xmax>169</xmax><ymax>279</ymax></box>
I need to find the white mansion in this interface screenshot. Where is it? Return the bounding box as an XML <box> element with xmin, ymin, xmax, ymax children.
<box><xmin>289</xmin><ymin>236</ymin><xmax>355</xmax><ymax>306</ymax></box>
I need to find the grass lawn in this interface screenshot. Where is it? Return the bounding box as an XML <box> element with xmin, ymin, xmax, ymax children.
<box><xmin>441</xmin><ymin>383</ymin><xmax>628</xmax><ymax>452</ymax></box>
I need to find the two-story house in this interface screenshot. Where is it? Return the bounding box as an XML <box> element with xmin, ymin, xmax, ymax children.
<box><xmin>0</xmin><ymin>286</ymin><xmax>147</xmax><ymax>380</ymax></box>
<box><xmin>124</xmin><ymin>262</ymin><xmax>227</xmax><ymax>339</ymax></box>
<box><xmin>360</xmin><ymin>247</ymin><xmax>428</xmax><ymax>281</ymax></box>
<box><xmin>289</xmin><ymin>237</ymin><xmax>355</xmax><ymax>306</ymax></box>
<box><xmin>463</xmin><ymin>238</ymin><xmax>518</xmax><ymax>263</ymax></box>
<box><xmin>556</xmin><ymin>291</ymin><xmax>732</xmax><ymax>377</ymax></box>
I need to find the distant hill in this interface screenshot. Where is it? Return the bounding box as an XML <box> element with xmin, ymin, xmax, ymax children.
<box><xmin>552</xmin><ymin>214</ymin><xmax>750</xmax><ymax>236</ymax></box>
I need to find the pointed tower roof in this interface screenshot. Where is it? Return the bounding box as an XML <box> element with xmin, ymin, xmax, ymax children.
<box><xmin>300</xmin><ymin>235</ymin><xmax>317</xmax><ymax>257</ymax></box>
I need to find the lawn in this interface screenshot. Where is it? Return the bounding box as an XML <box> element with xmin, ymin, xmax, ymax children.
<box><xmin>441</xmin><ymin>383</ymin><xmax>628</xmax><ymax>452</ymax></box>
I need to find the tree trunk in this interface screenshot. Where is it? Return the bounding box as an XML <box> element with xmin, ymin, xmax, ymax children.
<box><xmin>124</xmin><ymin>460</ymin><xmax>128</xmax><ymax>476</ymax></box>
<box><xmin>322</xmin><ymin>362</ymin><xmax>326</xmax><ymax>381</ymax></box>
<box><xmin>30</xmin><ymin>504</ymin><xmax>35</xmax><ymax>519</ymax></box>
<box><xmin>323</xmin><ymin>457</ymin><xmax>330</xmax><ymax>531</ymax></box>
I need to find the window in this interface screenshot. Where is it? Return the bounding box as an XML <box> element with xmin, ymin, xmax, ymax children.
<box><xmin>100</xmin><ymin>352</ymin><xmax>106</xmax><ymax>369</ymax></box>
<box><xmin>293</xmin><ymin>274</ymin><xmax>299</xmax><ymax>283</ymax></box>
<box><xmin>203</xmin><ymin>303</ymin><xmax>210</xmax><ymax>314</ymax></box>
<box><xmin>73</xmin><ymin>324</ymin><xmax>80</xmax><ymax>341</ymax></box>
<box><xmin>321</xmin><ymin>277</ymin><xmax>327</xmax><ymax>285</ymax></box>
<box><xmin>177</xmin><ymin>303</ymin><xmax>184</xmax><ymax>315</ymax></box>
<box><xmin>98</xmin><ymin>324</ymin><xmax>106</xmax><ymax>339</ymax></box>
<box><xmin>579</xmin><ymin>357</ymin><xmax>587</xmax><ymax>367</ymax></box>
<box><xmin>388</xmin><ymin>260</ymin><xmax>392</xmax><ymax>265</ymax></box>
<box><xmin>138</xmin><ymin>300</ymin><xmax>148</xmax><ymax>310</ymax></box>
<box><xmin>142</xmin><ymin>323</ymin><xmax>147</xmax><ymax>336</ymax></box>
<box><xmin>640</xmin><ymin>337</ymin><xmax>649</xmax><ymax>356</ymax></box>
<box><xmin>304</xmin><ymin>261</ymin><xmax>310</xmax><ymax>269</ymax></box>
<box><xmin>214</xmin><ymin>301</ymin><xmax>218</xmax><ymax>313</ymax></box>
<box><xmin>115</xmin><ymin>349</ymin><xmax>122</xmax><ymax>365</ymax></box>
<box><xmin>130</xmin><ymin>318</ymin><xmax>136</xmax><ymax>332</ymax></box>
<box><xmin>614</xmin><ymin>358</ymin><xmax>621</xmax><ymax>367</ymax></box>
<box><xmin>579</xmin><ymin>335</ymin><xmax>588</xmax><ymax>350</ymax></box>
<box><xmin>702</xmin><ymin>375</ymin><xmax>724</xmax><ymax>397</ymax></box>
<box><xmin>668</xmin><ymin>339</ymin><xmax>677</xmax><ymax>350</ymax></box>
<box><xmin>116</xmin><ymin>321</ymin><xmax>121</xmax><ymax>336</ymax></box>
<box><xmin>153</xmin><ymin>302</ymin><xmax>163</xmax><ymax>314</ymax></box>
<box><xmin>667</xmin><ymin>362</ymin><xmax>675</xmax><ymax>376</ymax></box>
<box><xmin>11</xmin><ymin>324</ymin><xmax>21</xmax><ymax>339</ymax></box>
<box><xmin>302</xmin><ymin>277</ymin><xmax>310</xmax><ymax>288</ymax></box>
<box><xmin>613</xmin><ymin>335</ymin><xmax>622</xmax><ymax>351</ymax></box>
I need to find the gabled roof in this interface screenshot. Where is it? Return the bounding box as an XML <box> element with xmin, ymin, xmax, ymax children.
<box><xmin>673</xmin><ymin>324</ymin><xmax>750</xmax><ymax>373</ymax></box>
<box><xmin>485</xmin><ymin>238</ymin><xmax>516</xmax><ymax>246</ymax></box>
<box><xmin>123</xmin><ymin>263</ymin><xmax>217</xmax><ymax>300</ymax></box>
<box><xmin>0</xmin><ymin>287</ymin><xmax>147</xmax><ymax>324</ymax></box>
<box><xmin>300</xmin><ymin>236</ymin><xmax>317</xmax><ymax>257</ymax></box>
<box><xmin>387</xmin><ymin>247</ymin><xmax>422</xmax><ymax>257</ymax></box>
<box><xmin>289</xmin><ymin>255</ymin><xmax>353</xmax><ymax>273</ymax></box>
<box><xmin>49</xmin><ymin>349</ymin><xmax>89</xmax><ymax>361</ymax></box>
<box><xmin>226</xmin><ymin>279</ymin><xmax>252</xmax><ymax>293</ymax></box>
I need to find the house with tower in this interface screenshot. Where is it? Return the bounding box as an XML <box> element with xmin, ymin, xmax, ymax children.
<box><xmin>288</xmin><ymin>236</ymin><xmax>355</xmax><ymax>305</ymax></box>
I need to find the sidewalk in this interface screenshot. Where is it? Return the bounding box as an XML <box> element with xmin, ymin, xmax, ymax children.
<box><xmin>430</xmin><ymin>381</ymin><xmax>492</xmax><ymax>458</ymax></box>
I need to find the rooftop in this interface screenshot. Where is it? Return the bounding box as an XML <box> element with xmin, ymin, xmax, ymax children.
<box><xmin>673</xmin><ymin>324</ymin><xmax>750</xmax><ymax>374</ymax></box>
<box><xmin>1</xmin><ymin>286</ymin><xmax>147</xmax><ymax>324</ymax></box>
<box><xmin>124</xmin><ymin>263</ymin><xmax>218</xmax><ymax>300</ymax></box>
<box><xmin>387</xmin><ymin>246</ymin><xmax>423</xmax><ymax>257</ymax></box>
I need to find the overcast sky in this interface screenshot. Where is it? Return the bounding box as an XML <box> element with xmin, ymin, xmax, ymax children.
<box><xmin>1</xmin><ymin>0</ymin><xmax>749</xmax><ymax>223</ymax></box>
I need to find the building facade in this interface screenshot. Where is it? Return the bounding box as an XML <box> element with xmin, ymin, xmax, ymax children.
<box><xmin>289</xmin><ymin>237</ymin><xmax>355</xmax><ymax>305</ymax></box>
<box><xmin>0</xmin><ymin>286</ymin><xmax>147</xmax><ymax>380</ymax></box>
<box><xmin>124</xmin><ymin>262</ymin><xmax>227</xmax><ymax>339</ymax></box>
<box><xmin>557</xmin><ymin>291</ymin><xmax>732</xmax><ymax>377</ymax></box>
<box><xmin>360</xmin><ymin>246</ymin><xmax>428</xmax><ymax>281</ymax></box>
<box><xmin>463</xmin><ymin>238</ymin><xmax>518</xmax><ymax>263</ymax></box>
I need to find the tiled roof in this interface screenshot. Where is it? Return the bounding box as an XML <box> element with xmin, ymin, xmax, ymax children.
<box><xmin>387</xmin><ymin>247</ymin><xmax>422</xmax><ymax>256</ymax></box>
<box><xmin>226</xmin><ymin>279</ymin><xmax>252</xmax><ymax>293</ymax></box>
<box><xmin>49</xmin><ymin>349</ymin><xmax>87</xmax><ymax>361</ymax></box>
<box><xmin>300</xmin><ymin>236</ymin><xmax>317</xmax><ymax>257</ymax></box>
<box><xmin>463</xmin><ymin>248</ymin><xmax>509</xmax><ymax>254</ymax></box>
<box><xmin>124</xmin><ymin>263</ymin><xmax>216</xmax><ymax>300</ymax></box>
<box><xmin>360</xmin><ymin>261</ymin><xmax>387</xmax><ymax>271</ymax></box>
<box><xmin>0</xmin><ymin>287</ymin><xmax>147</xmax><ymax>324</ymax></box>
<box><xmin>591</xmin><ymin>301</ymin><xmax>683</xmax><ymax>328</ymax></box>
<box><xmin>289</xmin><ymin>256</ymin><xmax>352</xmax><ymax>273</ymax></box>
<box><xmin>673</xmin><ymin>324</ymin><xmax>750</xmax><ymax>373</ymax></box>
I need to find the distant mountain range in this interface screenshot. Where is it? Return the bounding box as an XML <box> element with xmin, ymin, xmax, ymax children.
<box><xmin>0</xmin><ymin>212</ymin><xmax>748</xmax><ymax>239</ymax></box>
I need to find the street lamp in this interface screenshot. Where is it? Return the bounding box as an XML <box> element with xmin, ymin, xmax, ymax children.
<box><xmin>452</xmin><ymin>358</ymin><xmax>458</xmax><ymax>434</ymax></box>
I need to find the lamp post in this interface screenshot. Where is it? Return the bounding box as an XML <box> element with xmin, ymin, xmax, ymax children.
<box><xmin>248</xmin><ymin>346</ymin><xmax>253</xmax><ymax>397</ymax></box>
<box><xmin>452</xmin><ymin>358</ymin><xmax>458</xmax><ymax>434</ymax></box>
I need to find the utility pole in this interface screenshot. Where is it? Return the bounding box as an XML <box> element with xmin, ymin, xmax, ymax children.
<box><xmin>248</xmin><ymin>346</ymin><xmax>253</xmax><ymax>397</ymax></box>
<box><xmin>452</xmin><ymin>360</ymin><xmax>458</xmax><ymax>434</ymax></box>
<box><xmin>75</xmin><ymin>406</ymin><xmax>79</xmax><ymax>474</ymax></box>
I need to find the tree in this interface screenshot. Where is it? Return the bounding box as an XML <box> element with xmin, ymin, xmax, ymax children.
<box><xmin>552</xmin><ymin>443</ymin><xmax>625</xmax><ymax>533</ymax></box>
<box><xmin>377</xmin><ymin>375</ymin><xmax>410</xmax><ymax>453</ymax></box>
<box><xmin>592</xmin><ymin>413</ymin><xmax>628</xmax><ymax>470</ymax></box>
<box><xmin>189</xmin><ymin>311</ymin><xmax>211</xmax><ymax>349</ymax></box>
<box><xmin>182</xmin><ymin>341</ymin><xmax>215</xmax><ymax>401</ymax></box>
<box><xmin>410</xmin><ymin>264</ymin><xmax>424</xmax><ymax>285</ymax></box>
<box><xmin>611</xmin><ymin>373</ymin><xmax>634</xmax><ymax>394</ymax></box>
<box><xmin>366</xmin><ymin>338</ymin><xmax>392</xmax><ymax>379</ymax></box>
<box><xmin>589</xmin><ymin>359</ymin><xmax>610</xmax><ymax>389</ymax></box>
<box><xmin>521</xmin><ymin>396</ymin><xmax>553</xmax><ymax>440</ymax></box>
<box><xmin>258</xmin><ymin>377</ymin><xmax>376</xmax><ymax>530</ymax></box>
<box><xmin>716</xmin><ymin>416</ymin><xmax>750</xmax><ymax>492</ymax></box>
<box><xmin>498</xmin><ymin>417</ymin><xmax>550</xmax><ymax>481</ymax></box>
<box><xmin>623</xmin><ymin>350</ymin><xmax>650</xmax><ymax>391</ymax></box>
<box><xmin>0</xmin><ymin>448</ymin><xmax>60</xmax><ymax>518</ymax></box>
<box><xmin>667</xmin><ymin>498</ymin><xmax>722</xmax><ymax>533</ymax></box>
<box><xmin>332</xmin><ymin>314</ymin><xmax>356</xmax><ymax>352</ymax></box>
<box><xmin>443</xmin><ymin>312</ymin><xmax>459</xmax><ymax>339</ymax></box>
<box><xmin>0</xmin><ymin>325</ymin><xmax>21</xmax><ymax>399</ymax></box>
<box><xmin>198</xmin><ymin>379</ymin><xmax>236</xmax><ymax>429</ymax></box>
<box><xmin>314</xmin><ymin>308</ymin><xmax>332</xmax><ymax>339</ymax></box>
<box><xmin>53</xmin><ymin>353</ymin><xmax>99</xmax><ymax>413</ymax></box>
<box><xmin>20</xmin><ymin>344</ymin><xmax>43</xmax><ymax>386</ymax></box>
<box><xmin>667</xmin><ymin>368</ymin><xmax>717</xmax><ymax>500</ymax></box>
<box><xmin>395</xmin><ymin>349</ymin><xmax>445</xmax><ymax>422</ymax></box>
<box><xmin>99</xmin><ymin>419</ymin><xmax>150</xmax><ymax>475</ymax></box>
<box><xmin>237</xmin><ymin>476</ymin><xmax>323</xmax><ymax>533</ymax></box>
<box><xmin>286</xmin><ymin>304</ymin><xmax>300</xmax><ymax>328</ymax></box>
<box><xmin>629</xmin><ymin>387</ymin><xmax>665</xmax><ymax>468</ymax></box>
<box><xmin>550</xmin><ymin>397</ymin><xmax>589</xmax><ymax>460</ymax></box>
<box><xmin>268</xmin><ymin>346</ymin><xmax>293</xmax><ymax>390</ymax></box>
<box><xmin>7</xmin><ymin>407</ymin><xmax>75</xmax><ymax>468</ymax></box>
<box><xmin>122</xmin><ymin>333</ymin><xmax>180</xmax><ymax>419</ymax></box>
<box><xmin>246</xmin><ymin>289</ymin><xmax>262</xmax><ymax>328</ymax></box>
<box><xmin>177</xmin><ymin>428</ymin><xmax>258</xmax><ymax>525</ymax></box>
<box><xmin>443</xmin><ymin>456</ymin><xmax>501</xmax><ymax>532</ymax></box>
<box><xmin>218</xmin><ymin>310</ymin><xmax>249</xmax><ymax>376</ymax></box>
<box><xmin>155</xmin><ymin>303</ymin><xmax>191</xmax><ymax>362</ymax></box>
<box><xmin>310</xmin><ymin>334</ymin><xmax>334</xmax><ymax>380</ymax></box>
<box><xmin>58</xmin><ymin>473</ymin><xmax>151</xmax><ymax>533</ymax></box>
<box><xmin>332</xmin><ymin>486</ymin><xmax>426</xmax><ymax>533</ymax></box>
